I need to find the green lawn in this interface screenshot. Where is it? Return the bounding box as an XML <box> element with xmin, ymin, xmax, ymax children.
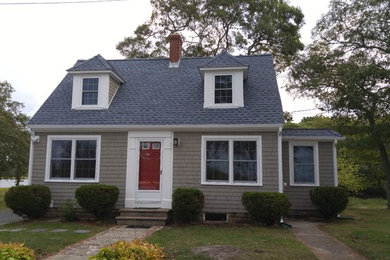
<box><xmin>0</xmin><ymin>220</ymin><xmax>110</xmax><ymax>258</ymax></box>
<box><xmin>0</xmin><ymin>188</ymin><xmax>8</xmax><ymax>210</ymax></box>
<box><xmin>320</xmin><ymin>197</ymin><xmax>390</xmax><ymax>259</ymax></box>
<box><xmin>147</xmin><ymin>224</ymin><xmax>315</xmax><ymax>259</ymax></box>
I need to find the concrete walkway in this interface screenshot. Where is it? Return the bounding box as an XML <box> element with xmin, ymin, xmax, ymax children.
<box><xmin>46</xmin><ymin>225</ymin><xmax>162</xmax><ymax>260</ymax></box>
<box><xmin>290</xmin><ymin>220</ymin><xmax>366</xmax><ymax>260</ymax></box>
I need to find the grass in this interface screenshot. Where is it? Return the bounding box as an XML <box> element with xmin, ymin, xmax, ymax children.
<box><xmin>0</xmin><ymin>188</ymin><xmax>8</xmax><ymax>210</ymax></box>
<box><xmin>320</xmin><ymin>197</ymin><xmax>390</xmax><ymax>259</ymax></box>
<box><xmin>146</xmin><ymin>224</ymin><xmax>315</xmax><ymax>259</ymax></box>
<box><xmin>0</xmin><ymin>220</ymin><xmax>110</xmax><ymax>258</ymax></box>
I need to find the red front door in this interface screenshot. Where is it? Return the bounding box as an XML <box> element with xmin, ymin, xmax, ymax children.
<box><xmin>138</xmin><ymin>142</ymin><xmax>161</xmax><ymax>190</ymax></box>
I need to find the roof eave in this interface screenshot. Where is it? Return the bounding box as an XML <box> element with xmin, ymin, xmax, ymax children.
<box><xmin>198</xmin><ymin>66</ymin><xmax>249</xmax><ymax>79</ymax></box>
<box><xmin>282</xmin><ymin>136</ymin><xmax>346</xmax><ymax>141</ymax></box>
<box><xmin>67</xmin><ymin>70</ymin><xmax>125</xmax><ymax>83</ymax></box>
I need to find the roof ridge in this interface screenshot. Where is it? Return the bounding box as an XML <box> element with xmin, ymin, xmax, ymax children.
<box><xmin>200</xmin><ymin>50</ymin><xmax>246</xmax><ymax>68</ymax></box>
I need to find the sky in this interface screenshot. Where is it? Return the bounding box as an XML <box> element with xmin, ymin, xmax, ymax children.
<box><xmin>0</xmin><ymin>0</ymin><xmax>330</xmax><ymax>122</ymax></box>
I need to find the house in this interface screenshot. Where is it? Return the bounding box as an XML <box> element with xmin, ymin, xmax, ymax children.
<box><xmin>27</xmin><ymin>34</ymin><xmax>344</xmax><ymax>223</ymax></box>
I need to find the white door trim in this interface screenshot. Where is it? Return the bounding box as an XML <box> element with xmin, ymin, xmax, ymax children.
<box><xmin>125</xmin><ymin>131</ymin><xmax>173</xmax><ymax>208</ymax></box>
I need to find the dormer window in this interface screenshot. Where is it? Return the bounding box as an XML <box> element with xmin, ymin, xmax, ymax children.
<box><xmin>199</xmin><ymin>51</ymin><xmax>248</xmax><ymax>109</ymax></box>
<box><xmin>67</xmin><ymin>54</ymin><xmax>125</xmax><ymax>110</ymax></box>
<box><xmin>215</xmin><ymin>75</ymin><xmax>232</xmax><ymax>104</ymax></box>
<box><xmin>82</xmin><ymin>78</ymin><xmax>99</xmax><ymax>105</ymax></box>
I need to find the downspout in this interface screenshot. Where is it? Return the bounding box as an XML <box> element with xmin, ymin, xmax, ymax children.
<box><xmin>27</xmin><ymin>129</ymin><xmax>34</xmax><ymax>185</ymax></box>
<box><xmin>278</xmin><ymin>126</ymin><xmax>283</xmax><ymax>193</ymax></box>
<box><xmin>333</xmin><ymin>140</ymin><xmax>338</xmax><ymax>187</ymax></box>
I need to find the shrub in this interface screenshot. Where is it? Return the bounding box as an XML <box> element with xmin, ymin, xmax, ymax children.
<box><xmin>242</xmin><ymin>192</ymin><xmax>291</xmax><ymax>225</ymax></box>
<box><xmin>89</xmin><ymin>240</ymin><xmax>164</xmax><ymax>260</ymax></box>
<box><xmin>75</xmin><ymin>184</ymin><xmax>119</xmax><ymax>220</ymax></box>
<box><xmin>172</xmin><ymin>188</ymin><xmax>204</xmax><ymax>223</ymax></box>
<box><xmin>0</xmin><ymin>242</ymin><xmax>35</xmax><ymax>260</ymax></box>
<box><xmin>310</xmin><ymin>186</ymin><xmax>349</xmax><ymax>219</ymax></box>
<box><xmin>61</xmin><ymin>198</ymin><xmax>78</xmax><ymax>222</ymax></box>
<box><xmin>4</xmin><ymin>185</ymin><xmax>51</xmax><ymax>219</ymax></box>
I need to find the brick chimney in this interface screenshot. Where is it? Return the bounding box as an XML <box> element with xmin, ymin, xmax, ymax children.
<box><xmin>169</xmin><ymin>33</ymin><xmax>182</xmax><ymax>63</ymax></box>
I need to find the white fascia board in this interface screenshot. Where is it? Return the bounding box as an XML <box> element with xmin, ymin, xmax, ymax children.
<box><xmin>199</xmin><ymin>66</ymin><xmax>249</xmax><ymax>79</ymax></box>
<box><xmin>68</xmin><ymin>70</ymin><xmax>125</xmax><ymax>83</ymax></box>
<box><xmin>27</xmin><ymin>123</ymin><xmax>283</xmax><ymax>132</ymax></box>
<box><xmin>282</xmin><ymin>136</ymin><xmax>346</xmax><ymax>141</ymax></box>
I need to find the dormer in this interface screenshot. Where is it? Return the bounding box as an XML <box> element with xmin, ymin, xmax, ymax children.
<box><xmin>199</xmin><ymin>51</ymin><xmax>249</xmax><ymax>109</ymax></box>
<box><xmin>67</xmin><ymin>54</ymin><xmax>125</xmax><ymax>110</ymax></box>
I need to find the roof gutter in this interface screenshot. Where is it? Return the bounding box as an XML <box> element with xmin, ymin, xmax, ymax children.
<box><xmin>282</xmin><ymin>136</ymin><xmax>346</xmax><ymax>141</ymax></box>
<box><xmin>27</xmin><ymin>123</ymin><xmax>283</xmax><ymax>132</ymax></box>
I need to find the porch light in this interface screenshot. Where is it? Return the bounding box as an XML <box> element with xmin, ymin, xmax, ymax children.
<box><xmin>173</xmin><ymin>138</ymin><xmax>181</xmax><ymax>147</ymax></box>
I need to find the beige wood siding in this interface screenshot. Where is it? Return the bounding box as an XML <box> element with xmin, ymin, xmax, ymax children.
<box><xmin>108</xmin><ymin>77</ymin><xmax>120</xmax><ymax>103</ymax></box>
<box><xmin>282</xmin><ymin>141</ymin><xmax>335</xmax><ymax>210</ymax></box>
<box><xmin>173</xmin><ymin>131</ymin><xmax>279</xmax><ymax>213</ymax></box>
<box><xmin>31</xmin><ymin>132</ymin><xmax>127</xmax><ymax>208</ymax></box>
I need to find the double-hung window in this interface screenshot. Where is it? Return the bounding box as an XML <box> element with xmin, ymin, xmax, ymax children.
<box><xmin>202</xmin><ymin>136</ymin><xmax>262</xmax><ymax>186</ymax></box>
<box><xmin>214</xmin><ymin>75</ymin><xmax>232</xmax><ymax>104</ymax></box>
<box><xmin>289</xmin><ymin>142</ymin><xmax>319</xmax><ymax>186</ymax></box>
<box><xmin>46</xmin><ymin>136</ymin><xmax>101</xmax><ymax>182</ymax></box>
<box><xmin>82</xmin><ymin>78</ymin><xmax>99</xmax><ymax>105</ymax></box>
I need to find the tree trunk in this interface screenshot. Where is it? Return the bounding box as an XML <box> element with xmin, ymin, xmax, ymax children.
<box><xmin>377</xmin><ymin>143</ymin><xmax>390</xmax><ymax>209</ymax></box>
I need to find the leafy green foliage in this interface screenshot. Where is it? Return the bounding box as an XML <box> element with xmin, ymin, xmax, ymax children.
<box><xmin>61</xmin><ymin>199</ymin><xmax>78</xmax><ymax>222</ymax></box>
<box><xmin>242</xmin><ymin>192</ymin><xmax>291</xmax><ymax>225</ymax></box>
<box><xmin>4</xmin><ymin>185</ymin><xmax>51</xmax><ymax>219</ymax></box>
<box><xmin>287</xmin><ymin>0</ymin><xmax>390</xmax><ymax>208</ymax></box>
<box><xmin>172</xmin><ymin>188</ymin><xmax>204</xmax><ymax>223</ymax></box>
<box><xmin>337</xmin><ymin>147</ymin><xmax>365</xmax><ymax>195</ymax></box>
<box><xmin>117</xmin><ymin>0</ymin><xmax>304</xmax><ymax>71</ymax></box>
<box><xmin>310</xmin><ymin>187</ymin><xmax>349</xmax><ymax>219</ymax></box>
<box><xmin>0</xmin><ymin>242</ymin><xmax>35</xmax><ymax>260</ymax></box>
<box><xmin>0</xmin><ymin>81</ymin><xmax>30</xmax><ymax>183</ymax></box>
<box><xmin>75</xmin><ymin>184</ymin><xmax>119</xmax><ymax>220</ymax></box>
<box><xmin>89</xmin><ymin>240</ymin><xmax>164</xmax><ymax>260</ymax></box>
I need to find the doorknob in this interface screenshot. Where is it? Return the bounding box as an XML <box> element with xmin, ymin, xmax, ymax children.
<box><xmin>160</xmin><ymin>170</ymin><xmax>162</xmax><ymax>175</ymax></box>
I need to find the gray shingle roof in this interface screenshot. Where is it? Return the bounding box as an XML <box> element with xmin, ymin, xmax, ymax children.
<box><xmin>67</xmin><ymin>54</ymin><xmax>115</xmax><ymax>72</ymax></box>
<box><xmin>28</xmin><ymin>53</ymin><xmax>284</xmax><ymax>127</ymax></box>
<box><xmin>200</xmin><ymin>50</ymin><xmax>247</xmax><ymax>68</ymax></box>
<box><xmin>282</xmin><ymin>129</ymin><xmax>343</xmax><ymax>138</ymax></box>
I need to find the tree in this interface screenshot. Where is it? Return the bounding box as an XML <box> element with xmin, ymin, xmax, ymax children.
<box><xmin>117</xmin><ymin>0</ymin><xmax>304</xmax><ymax>71</ymax></box>
<box><xmin>286</xmin><ymin>0</ymin><xmax>390</xmax><ymax>207</ymax></box>
<box><xmin>0</xmin><ymin>81</ymin><xmax>30</xmax><ymax>185</ymax></box>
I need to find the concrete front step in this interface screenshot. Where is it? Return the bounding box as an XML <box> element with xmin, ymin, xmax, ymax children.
<box><xmin>116</xmin><ymin>216</ymin><xmax>167</xmax><ymax>227</ymax></box>
<box><xmin>116</xmin><ymin>208</ymin><xmax>169</xmax><ymax>227</ymax></box>
<box><xmin>119</xmin><ymin>208</ymin><xmax>169</xmax><ymax>218</ymax></box>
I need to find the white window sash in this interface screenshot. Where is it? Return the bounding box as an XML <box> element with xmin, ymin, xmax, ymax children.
<box><xmin>45</xmin><ymin>135</ymin><xmax>101</xmax><ymax>183</ymax></box>
<box><xmin>201</xmin><ymin>135</ymin><xmax>262</xmax><ymax>186</ymax></box>
<box><xmin>289</xmin><ymin>141</ymin><xmax>319</xmax><ymax>186</ymax></box>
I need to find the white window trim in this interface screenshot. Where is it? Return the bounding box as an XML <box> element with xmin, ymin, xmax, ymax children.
<box><xmin>201</xmin><ymin>135</ymin><xmax>262</xmax><ymax>186</ymax></box>
<box><xmin>45</xmin><ymin>135</ymin><xmax>101</xmax><ymax>183</ymax></box>
<box><xmin>80</xmin><ymin>76</ymin><xmax>100</xmax><ymax>107</ymax></box>
<box><xmin>71</xmin><ymin>74</ymin><xmax>110</xmax><ymax>110</ymax></box>
<box><xmin>289</xmin><ymin>141</ymin><xmax>319</xmax><ymax>187</ymax></box>
<box><xmin>203</xmin><ymin>70</ymin><xmax>244</xmax><ymax>109</ymax></box>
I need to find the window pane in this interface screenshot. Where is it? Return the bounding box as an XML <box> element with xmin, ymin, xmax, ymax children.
<box><xmin>294</xmin><ymin>165</ymin><xmax>315</xmax><ymax>183</ymax></box>
<box><xmin>293</xmin><ymin>146</ymin><xmax>315</xmax><ymax>184</ymax></box>
<box><xmin>82</xmin><ymin>92</ymin><xmax>98</xmax><ymax>105</ymax></box>
<box><xmin>233</xmin><ymin>161</ymin><xmax>257</xmax><ymax>181</ymax></box>
<box><xmin>234</xmin><ymin>141</ymin><xmax>256</xmax><ymax>160</ymax></box>
<box><xmin>51</xmin><ymin>140</ymin><xmax>72</xmax><ymax>158</ymax></box>
<box><xmin>206</xmin><ymin>141</ymin><xmax>228</xmax><ymax>160</ymax></box>
<box><xmin>51</xmin><ymin>159</ymin><xmax>71</xmax><ymax>178</ymax></box>
<box><xmin>75</xmin><ymin>140</ymin><xmax>97</xmax><ymax>179</ymax></box>
<box><xmin>206</xmin><ymin>161</ymin><xmax>229</xmax><ymax>181</ymax></box>
<box><xmin>215</xmin><ymin>75</ymin><xmax>232</xmax><ymax>104</ymax></box>
<box><xmin>82</xmin><ymin>78</ymin><xmax>99</xmax><ymax>91</ymax></box>
<box><xmin>76</xmin><ymin>140</ymin><xmax>97</xmax><ymax>158</ymax></box>
<box><xmin>82</xmin><ymin>78</ymin><xmax>98</xmax><ymax>105</ymax></box>
<box><xmin>293</xmin><ymin>146</ymin><xmax>313</xmax><ymax>164</ymax></box>
<box><xmin>75</xmin><ymin>160</ymin><xmax>96</xmax><ymax>179</ymax></box>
